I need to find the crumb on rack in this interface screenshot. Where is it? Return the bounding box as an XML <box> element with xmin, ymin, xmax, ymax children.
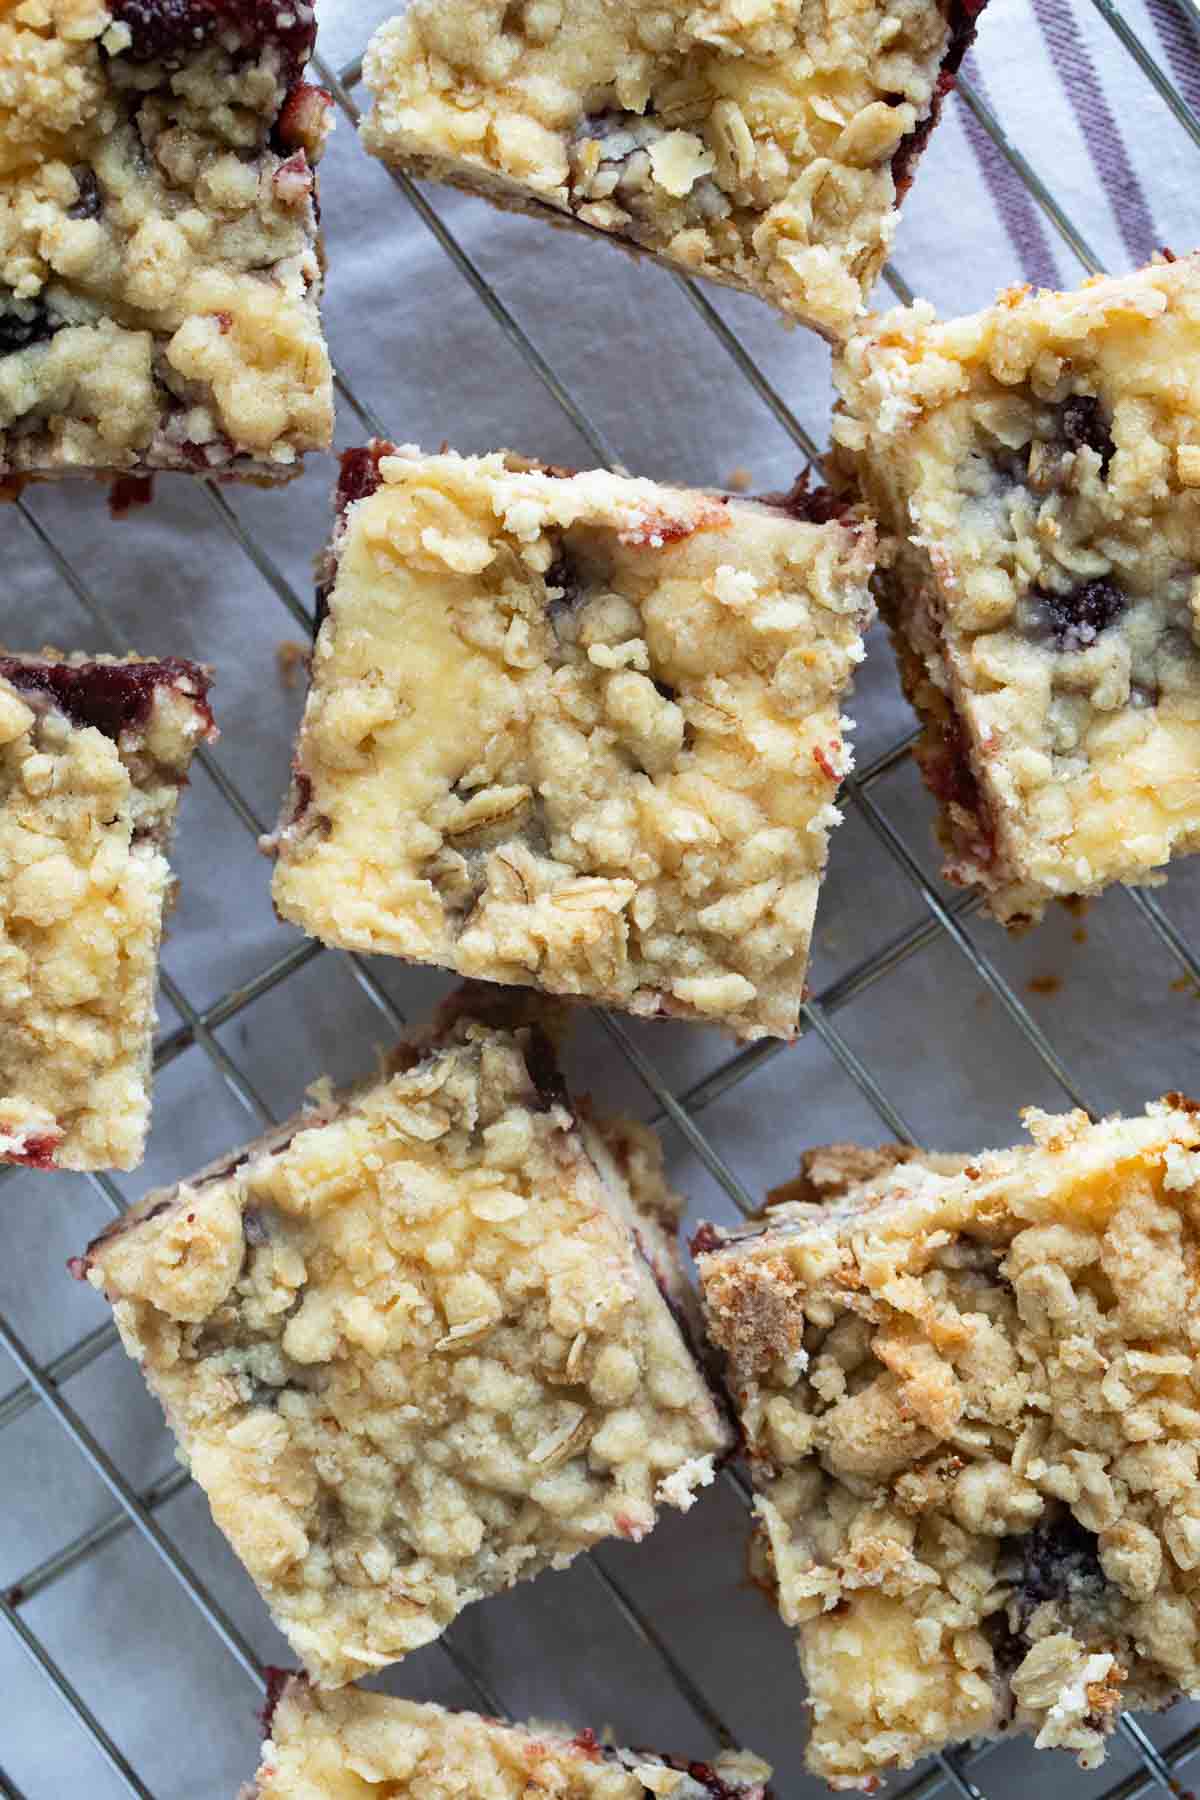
<box><xmin>276</xmin><ymin>641</ymin><xmax>310</xmax><ymax>689</ymax></box>
<box><xmin>725</xmin><ymin>467</ymin><xmax>752</xmax><ymax>492</ymax></box>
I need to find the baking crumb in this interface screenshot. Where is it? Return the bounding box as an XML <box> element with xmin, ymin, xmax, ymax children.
<box><xmin>108</xmin><ymin>474</ymin><xmax>154</xmax><ymax>518</ymax></box>
<box><xmin>276</xmin><ymin>641</ymin><xmax>309</xmax><ymax>689</ymax></box>
<box><xmin>1073</xmin><ymin>926</ymin><xmax>1088</xmax><ymax>945</ymax></box>
<box><xmin>726</xmin><ymin>467</ymin><xmax>752</xmax><ymax>493</ymax></box>
<box><xmin>1171</xmin><ymin>975</ymin><xmax>1199</xmax><ymax>997</ymax></box>
<box><xmin>1028</xmin><ymin>973</ymin><xmax>1061</xmax><ymax>996</ymax></box>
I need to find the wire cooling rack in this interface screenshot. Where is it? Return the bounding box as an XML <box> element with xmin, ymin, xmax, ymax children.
<box><xmin>4</xmin><ymin>3</ymin><xmax>1200</xmax><ymax>1796</ymax></box>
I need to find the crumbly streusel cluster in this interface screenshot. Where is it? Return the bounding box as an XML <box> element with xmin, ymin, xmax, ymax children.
<box><xmin>833</xmin><ymin>256</ymin><xmax>1200</xmax><ymax>922</ymax></box>
<box><xmin>83</xmin><ymin>1002</ymin><xmax>731</xmax><ymax>1685</ymax></box>
<box><xmin>361</xmin><ymin>0</ymin><xmax>982</xmax><ymax>337</ymax></box>
<box><xmin>0</xmin><ymin>0</ymin><xmax>333</xmax><ymax>478</ymax></box>
<box><xmin>0</xmin><ymin>653</ymin><xmax>212</xmax><ymax>1170</ymax></box>
<box><xmin>695</xmin><ymin>1099</ymin><xmax>1200</xmax><ymax>1788</ymax></box>
<box><xmin>270</xmin><ymin>445</ymin><xmax>874</xmax><ymax>1041</ymax></box>
<box><xmin>244</xmin><ymin>1678</ymin><xmax>773</xmax><ymax>1799</ymax></box>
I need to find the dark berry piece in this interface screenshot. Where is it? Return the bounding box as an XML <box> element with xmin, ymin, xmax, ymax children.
<box><xmin>545</xmin><ymin>545</ymin><xmax>584</xmax><ymax>630</ymax></box>
<box><xmin>1011</xmin><ymin>1510</ymin><xmax>1108</xmax><ymax>1637</ymax></box>
<box><xmin>1060</xmin><ymin>393</ymin><xmax>1114</xmax><ymax>477</ymax></box>
<box><xmin>1032</xmin><ymin>578</ymin><xmax>1126</xmax><ymax>652</ymax></box>
<box><xmin>335</xmin><ymin>442</ymin><xmax>391</xmax><ymax>517</ymax></box>
<box><xmin>109</xmin><ymin>0</ymin><xmax>211</xmax><ymax>61</ymax></box>
<box><xmin>524</xmin><ymin>1027</ymin><xmax>570</xmax><ymax>1115</ymax></box>
<box><xmin>67</xmin><ymin>167</ymin><xmax>102</xmax><ymax>221</ymax></box>
<box><xmin>0</xmin><ymin>295</ymin><xmax>60</xmax><ymax>355</ymax></box>
<box><xmin>761</xmin><ymin>469</ymin><xmax>851</xmax><ymax>524</ymax></box>
<box><xmin>260</xmin><ymin>1666</ymin><xmax>294</xmax><ymax>1735</ymax></box>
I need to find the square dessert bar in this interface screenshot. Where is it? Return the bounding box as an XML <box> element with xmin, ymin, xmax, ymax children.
<box><xmin>80</xmin><ymin>990</ymin><xmax>732</xmax><ymax>1685</ymax></box>
<box><xmin>244</xmin><ymin>1676</ymin><xmax>773</xmax><ymax>1798</ymax></box>
<box><xmin>0</xmin><ymin>651</ymin><xmax>213</xmax><ymax>1171</ymax></box>
<box><xmin>0</xmin><ymin>0</ymin><xmax>333</xmax><ymax>484</ymax></box>
<box><xmin>270</xmin><ymin>443</ymin><xmax>875</xmax><ymax>1042</ymax></box>
<box><xmin>834</xmin><ymin>256</ymin><xmax>1200</xmax><ymax>924</ymax></box>
<box><xmin>694</xmin><ymin>1099</ymin><xmax>1200</xmax><ymax>1788</ymax></box>
<box><xmin>361</xmin><ymin>0</ymin><xmax>986</xmax><ymax>340</ymax></box>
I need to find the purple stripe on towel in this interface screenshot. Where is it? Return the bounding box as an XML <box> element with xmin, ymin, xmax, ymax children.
<box><xmin>1032</xmin><ymin>0</ymin><xmax>1156</xmax><ymax>267</ymax></box>
<box><xmin>1146</xmin><ymin>0</ymin><xmax>1200</xmax><ymax>131</ymax></box>
<box><xmin>959</xmin><ymin>51</ymin><xmax>1062</xmax><ymax>290</ymax></box>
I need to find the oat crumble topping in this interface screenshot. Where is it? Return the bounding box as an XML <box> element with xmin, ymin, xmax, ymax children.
<box><xmin>0</xmin><ymin>0</ymin><xmax>333</xmax><ymax>480</ymax></box>
<box><xmin>270</xmin><ymin>444</ymin><xmax>875</xmax><ymax>1042</ymax></box>
<box><xmin>361</xmin><ymin>0</ymin><xmax>985</xmax><ymax>340</ymax></box>
<box><xmin>0</xmin><ymin>650</ymin><xmax>213</xmax><ymax>1170</ymax></box>
<box><xmin>696</xmin><ymin>1099</ymin><xmax>1200</xmax><ymax>1787</ymax></box>
<box><xmin>833</xmin><ymin>256</ymin><xmax>1200</xmax><ymax>923</ymax></box>
<box><xmin>360</xmin><ymin>0</ymin><xmax>985</xmax><ymax>340</ymax></box>
<box><xmin>243</xmin><ymin>1677</ymin><xmax>773</xmax><ymax>1798</ymax></box>
<box><xmin>82</xmin><ymin>994</ymin><xmax>732</xmax><ymax>1685</ymax></box>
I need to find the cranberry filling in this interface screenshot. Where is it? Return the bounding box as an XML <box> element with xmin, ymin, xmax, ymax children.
<box><xmin>0</xmin><ymin>296</ymin><xmax>62</xmax><ymax>356</ymax></box>
<box><xmin>335</xmin><ymin>442</ymin><xmax>393</xmax><ymax>518</ymax></box>
<box><xmin>1028</xmin><ymin>577</ymin><xmax>1126</xmax><ymax>652</ymax></box>
<box><xmin>989</xmin><ymin>1510</ymin><xmax>1110</xmax><ymax>1685</ymax></box>
<box><xmin>0</xmin><ymin>657</ymin><xmax>213</xmax><ymax>742</ymax></box>
<box><xmin>917</xmin><ymin>713</ymin><xmax>998</xmax><ymax>871</ymax></box>
<box><xmin>545</xmin><ymin>545</ymin><xmax>585</xmax><ymax>634</ymax></box>
<box><xmin>920</xmin><ymin>714</ymin><xmax>985</xmax><ymax>819</ymax></box>
<box><xmin>108</xmin><ymin>0</ymin><xmax>316</xmax><ymax>86</ymax></box>
<box><xmin>67</xmin><ymin>167</ymin><xmax>103</xmax><ymax>222</ymax></box>
<box><xmin>259</xmin><ymin>1666</ymin><xmax>295</xmax><ymax>1736</ymax></box>
<box><xmin>1059</xmin><ymin>394</ymin><xmax>1115</xmax><ymax>476</ymax></box>
<box><xmin>108</xmin><ymin>473</ymin><xmax>155</xmax><ymax>518</ymax></box>
<box><xmin>891</xmin><ymin>0</ymin><xmax>990</xmax><ymax>203</ymax></box>
<box><xmin>8</xmin><ymin>1132</ymin><xmax>61</xmax><ymax>1170</ymax></box>
<box><xmin>523</xmin><ymin>1026</ymin><xmax>570</xmax><ymax>1114</ymax></box>
<box><xmin>572</xmin><ymin>1729</ymin><xmax>768</xmax><ymax>1796</ymax></box>
<box><xmin>758</xmin><ymin>470</ymin><xmax>851</xmax><ymax>524</ymax></box>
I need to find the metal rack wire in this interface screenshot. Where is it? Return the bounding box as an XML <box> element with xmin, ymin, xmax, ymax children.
<box><xmin>3</xmin><ymin>4</ymin><xmax>1200</xmax><ymax>1795</ymax></box>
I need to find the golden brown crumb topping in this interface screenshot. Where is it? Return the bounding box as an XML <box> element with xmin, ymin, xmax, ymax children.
<box><xmin>696</xmin><ymin>1100</ymin><xmax>1200</xmax><ymax>1788</ymax></box>
<box><xmin>86</xmin><ymin>1005</ymin><xmax>731</xmax><ymax>1684</ymax></box>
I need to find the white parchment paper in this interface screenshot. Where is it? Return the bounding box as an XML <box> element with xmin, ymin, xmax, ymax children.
<box><xmin>3</xmin><ymin>2</ymin><xmax>1200</xmax><ymax>1794</ymax></box>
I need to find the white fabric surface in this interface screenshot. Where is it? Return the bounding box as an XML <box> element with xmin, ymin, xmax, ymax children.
<box><xmin>3</xmin><ymin>1</ymin><xmax>1200</xmax><ymax>1794</ymax></box>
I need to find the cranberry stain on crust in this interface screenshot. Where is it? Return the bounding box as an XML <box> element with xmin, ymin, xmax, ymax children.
<box><xmin>0</xmin><ymin>657</ymin><xmax>214</xmax><ymax>743</ymax></box>
<box><xmin>108</xmin><ymin>0</ymin><xmax>316</xmax><ymax>87</ymax></box>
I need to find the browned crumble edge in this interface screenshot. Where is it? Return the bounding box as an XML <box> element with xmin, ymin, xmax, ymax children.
<box><xmin>242</xmin><ymin>1672</ymin><xmax>774</xmax><ymax>1797</ymax></box>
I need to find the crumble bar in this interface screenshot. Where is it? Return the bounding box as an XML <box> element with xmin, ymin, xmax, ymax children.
<box><xmin>694</xmin><ymin>1099</ymin><xmax>1200</xmax><ymax>1788</ymax></box>
<box><xmin>79</xmin><ymin>990</ymin><xmax>732</xmax><ymax>1685</ymax></box>
<box><xmin>243</xmin><ymin>1675</ymin><xmax>773</xmax><ymax>1798</ymax></box>
<box><xmin>0</xmin><ymin>650</ymin><xmax>213</xmax><ymax>1171</ymax></box>
<box><xmin>0</xmin><ymin>0</ymin><xmax>333</xmax><ymax>484</ymax></box>
<box><xmin>360</xmin><ymin>0</ymin><xmax>987</xmax><ymax>340</ymax></box>
<box><xmin>270</xmin><ymin>443</ymin><xmax>875</xmax><ymax>1042</ymax></box>
<box><xmin>833</xmin><ymin>256</ymin><xmax>1200</xmax><ymax>924</ymax></box>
